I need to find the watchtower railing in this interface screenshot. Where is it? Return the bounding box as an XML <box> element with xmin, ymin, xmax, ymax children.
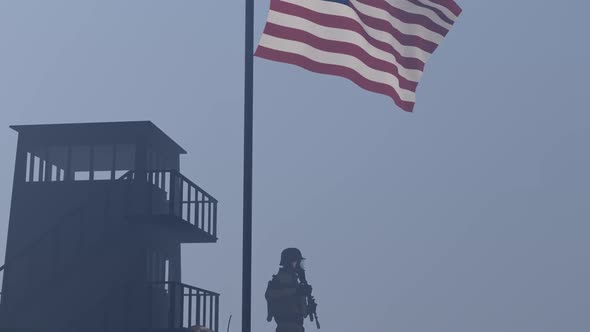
<box><xmin>149</xmin><ymin>281</ymin><xmax>220</xmax><ymax>331</ymax></box>
<box><xmin>122</xmin><ymin>170</ymin><xmax>218</xmax><ymax>239</ymax></box>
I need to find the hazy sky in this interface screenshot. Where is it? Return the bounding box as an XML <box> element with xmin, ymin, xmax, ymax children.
<box><xmin>0</xmin><ymin>1</ymin><xmax>589</xmax><ymax>331</ymax></box>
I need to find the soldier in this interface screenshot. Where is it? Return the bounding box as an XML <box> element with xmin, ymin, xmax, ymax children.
<box><xmin>265</xmin><ymin>248</ymin><xmax>313</xmax><ymax>332</ymax></box>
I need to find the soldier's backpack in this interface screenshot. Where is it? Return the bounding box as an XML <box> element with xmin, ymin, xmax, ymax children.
<box><xmin>265</xmin><ymin>275</ymin><xmax>277</xmax><ymax>322</ymax></box>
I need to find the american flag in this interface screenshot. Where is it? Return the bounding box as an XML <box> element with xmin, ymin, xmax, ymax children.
<box><xmin>255</xmin><ymin>0</ymin><xmax>462</xmax><ymax>112</ymax></box>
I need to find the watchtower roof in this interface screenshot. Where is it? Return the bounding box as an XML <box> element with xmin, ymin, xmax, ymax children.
<box><xmin>10</xmin><ymin>121</ymin><xmax>186</xmax><ymax>154</ymax></box>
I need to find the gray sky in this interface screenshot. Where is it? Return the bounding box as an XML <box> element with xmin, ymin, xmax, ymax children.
<box><xmin>1</xmin><ymin>1</ymin><xmax>589</xmax><ymax>331</ymax></box>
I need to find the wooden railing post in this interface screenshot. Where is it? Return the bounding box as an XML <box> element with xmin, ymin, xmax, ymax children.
<box><xmin>188</xmin><ymin>288</ymin><xmax>193</xmax><ymax>327</ymax></box>
<box><xmin>168</xmin><ymin>174</ymin><xmax>176</xmax><ymax>217</ymax></box>
<box><xmin>180</xmin><ymin>180</ymin><xmax>185</xmax><ymax>220</ymax></box>
<box><xmin>179</xmin><ymin>284</ymin><xmax>184</xmax><ymax>328</ymax></box>
<box><xmin>213</xmin><ymin>201</ymin><xmax>218</xmax><ymax>238</ymax></box>
<box><xmin>187</xmin><ymin>186</ymin><xmax>193</xmax><ymax>225</ymax></box>
<box><xmin>195</xmin><ymin>191</ymin><xmax>201</xmax><ymax>229</ymax></box>
<box><xmin>209</xmin><ymin>294</ymin><xmax>213</xmax><ymax>330</ymax></box>
<box><xmin>215</xmin><ymin>295</ymin><xmax>220</xmax><ymax>332</ymax></box>
<box><xmin>196</xmin><ymin>290</ymin><xmax>201</xmax><ymax>327</ymax></box>
<box><xmin>200</xmin><ymin>196</ymin><xmax>205</xmax><ymax>230</ymax></box>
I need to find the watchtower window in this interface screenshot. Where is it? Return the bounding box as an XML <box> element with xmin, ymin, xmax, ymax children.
<box><xmin>93</xmin><ymin>145</ymin><xmax>114</xmax><ymax>180</ymax></box>
<box><xmin>114</xmin><ymin>144</ymin><xmax>135</xmax><ymax>178</ymax></box>
<box><xmin>48</xmin><ymin>146</ymin><xmax>68</xmax><ymax>181</ymax></box>
<box><xmin>71</xmin><ymin>146</ymin><xmax>91</xmax><ymax>180</ymax></box>
<box><xmin>25</xmin><ymin>146</ymin><xmax>68</xmax><ymax>183</ymax></box>
<box><xmin>24</xmin><ymin>144</ymin><xmax>136</xmax><ymax>182</ymax></box>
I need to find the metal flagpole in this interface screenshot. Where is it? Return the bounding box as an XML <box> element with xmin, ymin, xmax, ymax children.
<box><xmin>242</xmin><ymin>0</ymin><xmax>254</xmax><ymax>332</ymax></box>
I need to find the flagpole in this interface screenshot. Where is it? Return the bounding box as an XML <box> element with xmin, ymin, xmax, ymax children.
<box><xmin>242</xmin><ymin>0</ymin><xmax>254</xmax><ymax>332</ymax></box>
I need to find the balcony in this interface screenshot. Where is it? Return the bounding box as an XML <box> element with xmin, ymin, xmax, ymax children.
<box><xmin>123</xmin><ymin>170</ymin><xmax>218</xmax><ymax>243</ymax></box>
<box><xmin>147</xmin><ymin>281</ymin><xmax>220</xmax><ymax>332</ymax></box>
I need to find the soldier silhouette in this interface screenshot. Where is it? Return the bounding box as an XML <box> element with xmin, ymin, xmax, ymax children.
<box><xmin>265</xmin><ymin>248</ymin><xmax>316</xmax><ymax>332</ymax></box>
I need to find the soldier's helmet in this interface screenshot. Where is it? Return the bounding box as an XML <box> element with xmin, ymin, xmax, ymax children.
<box><xmin>280</xmin><ymin>248</ymin><xmax>304</xmax><ymax>266</ymax></box>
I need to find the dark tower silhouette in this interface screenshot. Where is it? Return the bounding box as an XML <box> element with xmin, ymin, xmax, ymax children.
<box><xmin>0</xmin><ymin>121</ymin><xmax>220</xmax><ymax>332</ymax></box>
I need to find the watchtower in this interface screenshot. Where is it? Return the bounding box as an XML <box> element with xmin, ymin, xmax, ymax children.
<box><xmin>0</xmin><ymin>121</ymin><xmax>220</xmax><ymax>332</ymax></box>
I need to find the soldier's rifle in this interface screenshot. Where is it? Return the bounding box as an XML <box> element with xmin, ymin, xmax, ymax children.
<box><xmin>297</xmin><ymin>268</ymin><xmax>321</xmax><ymax>329</ymax></box>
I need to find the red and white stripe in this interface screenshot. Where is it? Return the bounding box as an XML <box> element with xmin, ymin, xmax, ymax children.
<box><xmin>255</xmin><ymin>0</ymin><xmax>461</xmax><ymax>112</ymax></box>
